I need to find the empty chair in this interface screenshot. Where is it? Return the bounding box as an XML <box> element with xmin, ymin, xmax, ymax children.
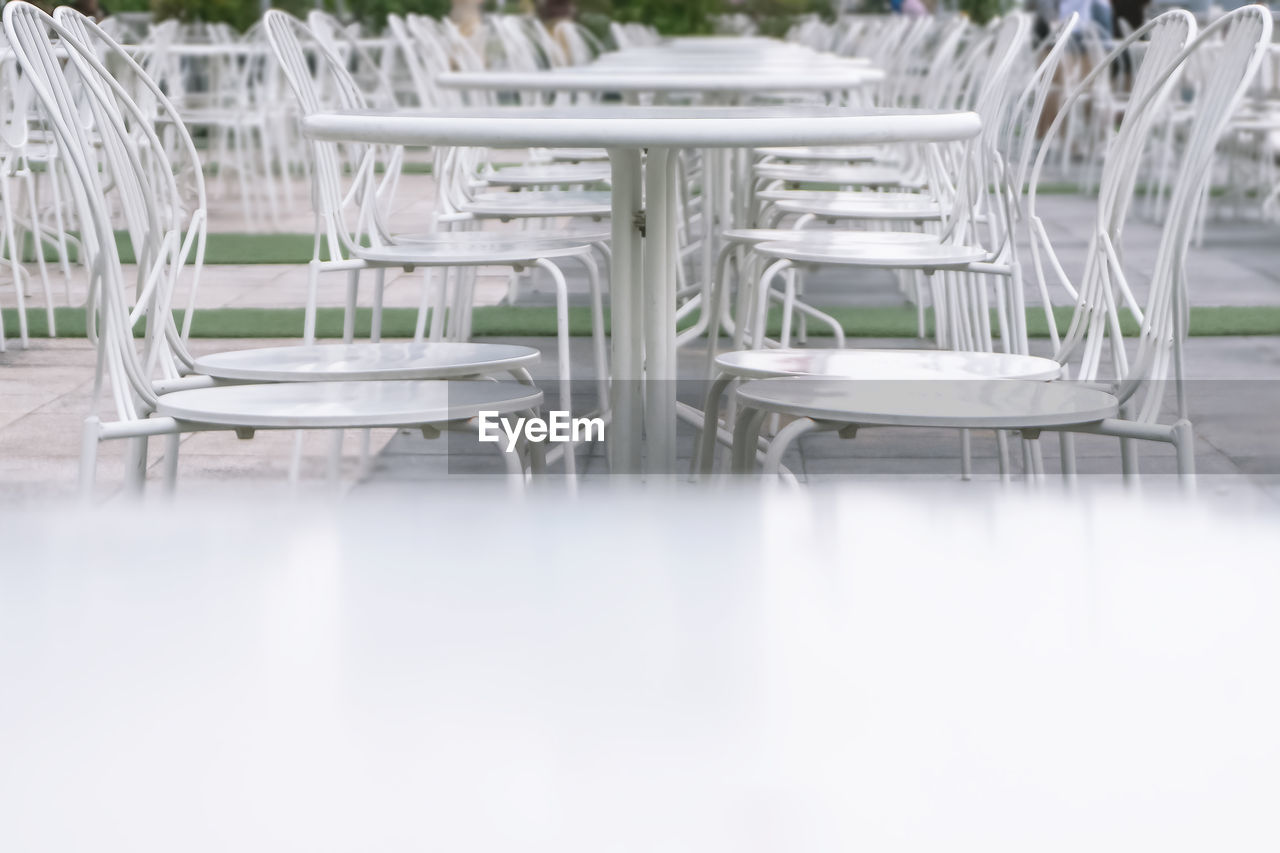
<box><xmin>730</xmin><ymin>7</ymin><xmax>1271</xmax><ymax>486</ymax></box>
<box><xmin>4</xmin><ymin>3</ymin><xmax>547</xmax><ymax>495</ymax></box>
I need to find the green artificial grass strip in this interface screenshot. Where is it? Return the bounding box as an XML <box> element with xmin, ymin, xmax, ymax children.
<box><xmin>17</xmin><ymin>232</ymin><xmax>325</xmax><ymax>265</ymax></box>
<box><xmin>9</xmin><ymin>305</ymin><xmax>1280</xmax><ymax>340</ymax></box>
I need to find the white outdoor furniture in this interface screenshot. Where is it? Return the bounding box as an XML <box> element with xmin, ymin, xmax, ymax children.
<box><xmin>3</xmin><ymin>488</ymin><xmax>1278</xmax><ymax>851</ymax></box>
<box><xmin>5</xmin><ymin>3</ymin><xmax>550</xmax><ymax>496</ymax></box>
<box><xmin>305</xmin><ymin>104</ymin><xmax>980</xmax><ymax>475</ymax></box>
<box><xmin>729</xmin><ymin>7</ymin><xmax>1273</xmax><ymax>486</ymax></box>
<box><xmin>263</xmin><ymin>11</ymin><xmax>609</xmax><ymax>478</ymax></box>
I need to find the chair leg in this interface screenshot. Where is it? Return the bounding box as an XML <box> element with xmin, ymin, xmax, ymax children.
<box><xmin>79</xmin><ymin>415</ymin><xmax>101</xmax><ymax>503</ymax></box>
<box><xmin>370</xmin><ymin>268</ymin><xmax>385</xmax><ymax>342</ymax></box>
<box><xmin>163</xmin><ymin>432</ymin><xmax>180</xmax><ymax>496</ymax></box>
<box><xmin>125</xmin><ymin>435</ymin><xmax>148</xmax><ymax>497</ymax></box>
<box><xmin>1</xmin><ymin>175</ymin><xmax>30</xmax><ymax>348</ymax></box>
<box><xmin>415</xmin><ymin>267</ymin><xmax>433</xmax><ymax>342</ymax></box>
<box><xmin>992</xmin><ymin>430</ymin><xmax>1010</xmax><ymax>481</ymax></box>
<box><xmin>695</xmin><ymin>372</ymin><xmax>734</xmax><ymax>480</ymax></box>
<box><xmin>343</xmin><ymin>269</ymin><xmax>359</xmax><ymax>343</ymax></box>
<box><xmin>763</xmin><ymin>417</ymin><xmax>818</xmax><ymax>477</ymax></box>
<box><xmin>304</xmin><ymin>261</ymin><xmax>321</xmax><ymax>344</ymax></box>
<box><xmin>732</xmin><ymin>407</ymin><xmax>768</xmax><ymax>474</ymax></box>
<box><xmin>1172</xmin><ymin>418</ymin><xmax>1196</xmax><ymax>492</ymax></box>
<box><xmin>20</xmin><ymin>167</ymin><xmax>56</xmax><ymax>337</ymax></box>
<box><xmin>960</xmin><ymin>429</ymin><xmax>973</xmax><ymax>481</ymax></box>
<box><xmin>1059</xmin><ymin>432</ymin><xmax>1077</xmax><ymax>485</ymax></box>
<box><xmin>327</xmin><ymin>430</ymin><xmax>344</xmax><ymax>486</ymax></box>
<box><xmin>537</xmin><ymin>258</ymin><xmax>575</xmax><ymax>480</ymax></box>
<box><xmin>1120</xmin><ymin>435</ymin><xmax>1138</xmax><ymax>484</ymax></box>
<box><xmin>779</xmin><ymin>267</ymin><xmax>797</xmax><ymax>348</ymax></box>
<box><xmin>579</xmin><ymin>253</ymin><xmax>609</xmax><ymax>417</ymax></box>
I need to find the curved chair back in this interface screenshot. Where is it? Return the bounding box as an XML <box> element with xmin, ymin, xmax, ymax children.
<box><xmin>262</xmin><ymin>9</ymin><xmax>396</xmax><ymax>264</ymax></box>
<box><xmin>5</xmin><ymin>2</ymin><xmax>192</xmax><ymax>422</ymax></box>
<box><xmin>1122</xmin><ymin>5</ymin><xmax>1272</xmax><ymax>421</ymax></box>
<box><xmin>1026</xmin><ymin>10</ymin><xmax>1197</xmax><ymax>356</ymax></box>
<box><xmin>54</xmin><ymin>6</ymin><xmax>209</xmax><ymax>349</ymax></box>
<box><xmin>1031</xmin><ymin>7</ymin><xmax>1269</xmax><ymax>422</ymax></box>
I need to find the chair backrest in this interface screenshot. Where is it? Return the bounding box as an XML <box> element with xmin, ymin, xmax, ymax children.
<box><xmin>1025</xmin><ymin>11</ymin><xmax>1195</xmax><ymax>354</ymax></box>
<box><xmin>308</xmin><ymin>9</ymin><xmax>399</xmax><ymax>110</ymax></box>
<box><xmin>1003</xmin><ymin>14</ymin><xmax>1080</xmax><ymax>201</ymax></box>
<box><xmin>1121</xmin><ymin>5</ymin><xmax>1271</xmax><ymax>421</ymax></box>
<box><xmin>4</xmin><ymin>2</ymin><xmax>200</xmax><ymax>423</ymax></box>
<box><xmin>553</xmin><ymin>20</ymin><xmax>603</xmax><ymax>65</ymax></box>
<box><xmin>54</xmin><ymin>6</ymin><xmax>209</xmax><ymax>351</ymax></box>
<box><xmin>262</xmin><ymin>9</ymin><xmax>393</xmax><ymax>262</ymax></box>
<box><xmin>1029</xmin><ymin>7</ymin><xmax>1269</xmax><ymax>420</ymax></box>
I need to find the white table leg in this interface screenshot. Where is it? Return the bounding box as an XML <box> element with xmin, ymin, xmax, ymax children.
<box><xmin>608</xmin><ymin>147</ymin><xmax>644</xmax><ymax>475</ymax></box>
<box><xmin>644</xmin><ymin>147</ymin><xmax>679</xmax><ymax>475</ymax></box>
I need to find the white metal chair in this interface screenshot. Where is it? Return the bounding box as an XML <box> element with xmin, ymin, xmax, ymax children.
<box><xmin>731</xmin><ymin>7</ymin><xmax>1271</xmax><ymax>486</ymax></box>
<box><xmin>4</xmin><ymin>2</ymin><xmax>548</xmax><ymax>497</ymax></box>
<box><xmin>263</xmin><ymin>10</ymin><xmax>609</xmax><ymax>476</ymax></box>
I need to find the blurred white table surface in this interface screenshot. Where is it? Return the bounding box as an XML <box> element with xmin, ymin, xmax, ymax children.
<box><xmin>2</xmin><ymin>488</ymin><xmax>1279</xmax><ymax>852</ymax></box>
<box><xmin>305</xmin><ymin>105</ymin><xmax>978</xmax><ymax>477</ymax></box>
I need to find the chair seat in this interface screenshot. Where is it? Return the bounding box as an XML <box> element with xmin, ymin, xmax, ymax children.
<box><xmin>156</xmin><ymin>380</ymin><xmax>542</xmax><ymax>429</ymax></box>
<box><xmin>755</xmin><ymin>145</ymin><xmax>887</xmax><ymax>163</ymax></box>
<box><xmin>486</xmin><ymin>163</ymin><xmax>610</xmax><ymax>187</ymax></box>
<box><xmin>462</xmin><ymin>190</ymin><xmax>612</xmax><ymax>218</ymax></box>
<box><xmin>548</xmin><ymin>148</ymin><xmax>609</xmax><ymax>161</ymax></box>
<box><xmin>356</xmin><ymin>236</ymin><xmax>592</xmax><ymax>265</ymax></box>
<box><xmin>755</xmin><ymin>234</ymin><xmax>987</xmax><ymax>269</ymax></box>
<box><xmin>723</xmin><ymin>227</ymin><xmax>937</xmax><ymax>246</ymax></box>
<box><xmin>765</xmin><ymin>190</ymin><xmax>944</xmax><ymax>221</ymax></box>
<box><xmin>393</xmin><ymin>227</ymin><xmax>611</xmax><ymax>246</ymax></box>
<box><xmin>194</xmin><ymin>342</ymin><xmax>539</xmax><ymax>382</ymax></box>
<box><xmin>716</xmin><ymin>348</ymin><xmax>1061</xmax><ymax>381</ymax></box>
<box><xmin>754</xmin><ymin>162</ymin><xmax>924</xmax><ymax>189</ymax></box>
<box><xmin>735</xmin><ymin>377</ymin><xmax>1118</xmax><ymax>430</ymax></box>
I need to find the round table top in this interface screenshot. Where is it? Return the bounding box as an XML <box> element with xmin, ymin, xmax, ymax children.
<box><xmin>304</xmin><ymin>105</ymin><xmax>980</xmax><ymax>150</ymax></box>
<box><xmin>3</xmin><ymin>488</ymin><xmax>1278</xmax><ymax>850</ymax></box>
<box><xmin>438</xmin><ymin>66</ymin><xmax>883</xmax><ymax>93</ymax></box>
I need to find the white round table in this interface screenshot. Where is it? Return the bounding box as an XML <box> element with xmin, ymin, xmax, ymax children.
<box><xmin>2</xmin><ymin>489</ymin><xmax>1278</xmax><ymax>851</ymax></box>
<box><xmin>304</xmin><ymin>104</ymin><xmax>981</xmax><ymax>476</ymax></box>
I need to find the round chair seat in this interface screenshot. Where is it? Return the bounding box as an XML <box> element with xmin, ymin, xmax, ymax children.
<box><xmin>722</xmin><ymin>227</ymin><xmax>937</xmax><ymax>245</ymax></box>
<box><xmin>771</xmin><ymin>194</ymin><xmax>944</xmax><ymax>222</ymax></box>
<box><xmin>194</xmin><ymin>342</ymin><xmax>539</xmax><ymax>383</ymax></box>
<box><xmin>548</xmin><ymin>148</ymin><xmax>609</xmax><ymax>162</ymax></box>
<box><xmin>356</xmin><ymin>238</ymin><xmax>592</xmax><ymax>266</ymax></box>
<box><xmin>716</xmin><ymin>348</ymin><xmax>1062</xmax><ymax>381</ymax></box>
<box><xmin>754</xmin><ymin>235</ymin><xmax>987</xmax><ymax>269</ymax></box>
<box><xmin>394</xmin><ymin>227</ymin><xmax>611</xmax><ymax>246</ymax></box>
<box><xmin>156</xmin><ymin>380</ymin><xmax>542</xmax><ymax>429</ymax></box>
<box><xmin>486</xmin><ymin>163</ymin><xmax>611</xmax><ymax>187</ymax></box>
<box><xmin>755</xmin><ymin>145</ymin><xmax>886</xmax><ymax>162</ymax></box>
<box><xmin>462</xmin><ymin>190</ymin><xmax>612</xmax><ymax>218</ymax></box>
<box><xmin>735</xmin><ymin>377</ymin><xmax>1117</xmax><ymax>430</ymax></box>
<box><xmin>754</xmin><ymin>162</ymin><xmax>923</xmax><ymax>189</ymax></box>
